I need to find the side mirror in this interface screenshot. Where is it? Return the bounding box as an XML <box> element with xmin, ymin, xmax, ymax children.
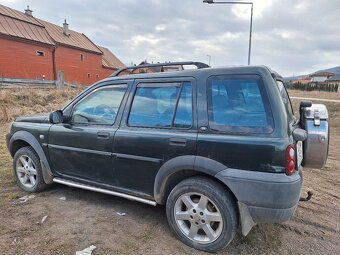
<box><xmin>49</xmin><ymin>110</ymin><xmax>63</xmax><ymax>124</ymax></box>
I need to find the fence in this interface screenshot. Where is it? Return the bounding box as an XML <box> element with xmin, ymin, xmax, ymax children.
<box><xmin>0</xmin><ymin>71</ymin><xmax>79</xmax><ymax>89</ymax></box>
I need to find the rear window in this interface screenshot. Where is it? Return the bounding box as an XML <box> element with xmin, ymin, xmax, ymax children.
<box><xmin>207</xmin><ymin>74</ymin><xmax>274</xmax><ymax>134</ymax></box>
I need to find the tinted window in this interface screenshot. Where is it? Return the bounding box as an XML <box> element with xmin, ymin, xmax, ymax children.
<box><xmin>207</xmin><ymin>75</ymin><xmax>273</xmax><ymax>133</ymax></box>
<box><xmin>128</xmin><ymin>82</ymin><xmax>193</xmax><ymax>128</ymax></box>
<box><xmin>72</xmin><ymin>85</ymin><xmax>127</xmax><ymax>125</ymax></box>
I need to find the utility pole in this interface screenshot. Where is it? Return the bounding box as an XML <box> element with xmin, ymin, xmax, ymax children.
<box><xmin>203</xmin><ymin>0</ymin><xmax>253</xmax><ymax>65</ymax></box>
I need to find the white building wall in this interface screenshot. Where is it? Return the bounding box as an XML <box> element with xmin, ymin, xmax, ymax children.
<box><xmin>311</xmin><ymin>76</ymin><xmax>328</xmax><ymax>82</ymax></box>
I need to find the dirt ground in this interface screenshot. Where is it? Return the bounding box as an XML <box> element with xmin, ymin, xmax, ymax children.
<box><xmin>0</xmin><ymin>87</ymin><xmax>339</xmax><ymax>255</ymax></box>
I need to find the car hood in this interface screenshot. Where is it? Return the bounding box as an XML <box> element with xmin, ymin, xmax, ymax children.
<box><xmin>15</xmin><ymin>115</ymin><xmax>50</xmax><ymax>124</ymax></box>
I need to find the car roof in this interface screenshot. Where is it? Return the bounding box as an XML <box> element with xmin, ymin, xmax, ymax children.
<box><xmin>100</xmin><ymin>65</ymin><xmax>276</xmax><ymax>81</ymax></box>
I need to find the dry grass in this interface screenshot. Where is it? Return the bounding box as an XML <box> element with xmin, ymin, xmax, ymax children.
<box><xmin>288</xmin><ymin>89</ymin><xmax>340</xmax><ymax>100</ymax></box>
<box><xmin>0</xmin><ymin>86</ymin><xmax>82</xmax><ymax>123</ymax></box>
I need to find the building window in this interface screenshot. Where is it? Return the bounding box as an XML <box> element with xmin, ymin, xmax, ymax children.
<box><xmin>36</xmin><ymin>51</ymin><xmax>45</xmax><ymax>56</ymax></box>
<box><xmin>87</xmin><ymin>73</ymin><xmax>91</xmax><ymax>78</ymax></box>
<box><xmin>96</xmin><ymin>74</ymin><xmax>99</xmax><ymax>78</ymax></box>
<box><xmin>80</xmin><ymin>53</ymin><xmax>84</xmax><ymax>61</ymax></box>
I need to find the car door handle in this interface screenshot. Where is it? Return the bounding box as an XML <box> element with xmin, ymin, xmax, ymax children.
<box><xmin>169</xmin><ymin>138</ymin><xmax>187</xmax><ymax>147</ymax></box>
<box><xmin>97</xmin><ymin>132</ymin><xmax>110</xmax><ymax>139</ymax></box>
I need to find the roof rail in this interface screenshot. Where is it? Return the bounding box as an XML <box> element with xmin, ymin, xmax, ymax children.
<box><xmin>110</xmin><ymin>61</ymin><xmax>210</xmax><ymax>77</ymax></box>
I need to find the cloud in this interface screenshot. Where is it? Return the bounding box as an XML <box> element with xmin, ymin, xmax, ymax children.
<box><xmin>2</xmin><ymin>0</ymin><xmax>340</xmax><ymax>76</ymax></box>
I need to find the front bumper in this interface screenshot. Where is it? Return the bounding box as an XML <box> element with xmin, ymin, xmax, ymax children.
<box><xmin>215</xmin><ymin>169</ymin><xmax>302</xmax><ymax>234</ymax></box>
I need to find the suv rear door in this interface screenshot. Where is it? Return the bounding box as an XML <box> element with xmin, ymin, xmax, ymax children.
<box><xmin>197</xmin><ymin>74</ymin><xmax>284</xmax><ymax>172</ymax></box>
<box><xmin>113</xmin><ymin>77</ymin><xmax>197</xmax><ymax>196</ymax></box>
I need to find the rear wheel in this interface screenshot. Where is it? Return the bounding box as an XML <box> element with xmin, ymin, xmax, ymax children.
<box><xmin>13</xmin><ymin>146</ymin><xmax>49</xmax><ymax>192</ymax></box>
<box><xmin>166</xmin><ymin>177</ymin><xmax>238</xmax><ymax>252</ymax></box>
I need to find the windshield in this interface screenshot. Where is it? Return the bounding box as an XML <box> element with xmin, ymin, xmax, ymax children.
<box><xmin>276</xmin><ymin>80</ymin><xmax>295</xmax><ymax>123</ymax></box>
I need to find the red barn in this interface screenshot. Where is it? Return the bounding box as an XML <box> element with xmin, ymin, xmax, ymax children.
<box><xmin>0</xmin><ymin>5</ymin><xmax>125</xmax><ymax>85</ymax></box>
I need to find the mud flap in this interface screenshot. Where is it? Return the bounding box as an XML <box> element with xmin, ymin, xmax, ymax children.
<box><xmin>41</xmin><ymin>160</ymin><xmax>54</xmax><ymax>184</ymax></box>
<box><xmin>238</xmin><ymin>201</ymin><xmax>256</xmax><ymax>236</ymax></box>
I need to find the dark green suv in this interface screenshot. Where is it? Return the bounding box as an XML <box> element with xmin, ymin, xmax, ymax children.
<box><xmin>6</xmin><ymin>62</ymin><xmax>329</xmax><ymax>252</ymax></box>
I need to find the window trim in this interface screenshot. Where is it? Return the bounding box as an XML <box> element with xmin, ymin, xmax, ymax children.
<box><xmin>276</xmin><ymin>80</ymin><xmax>295</xmax><ymax>123</ymax></box>
<box><xmin>126</xmin><ymin>81</ymin><xmax>194</xmax><ymax>130</ymax></box>
<box><xmin>206</xmin><ymin>74</ymin><xmax>274</xmax><ymax>135</ymax></box>
<box><xmin>173</xmin><ymin>82</ymin><xmax>194</xmax><ymax>129</ymax></box>
<box><xmin>69</xmin><ymin>84</ymin><xmax>128</xmax><ymax>126</ymax></box>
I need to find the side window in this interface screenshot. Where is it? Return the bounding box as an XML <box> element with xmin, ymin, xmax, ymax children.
<box><xmin>128</xmin><ymin>82</ymin><xmax>193</xmax><ymax>128</ymax></box>
<box><xmin>72</xmin><ymin>85</ymin><xmax>127</xmax><ymax>125</ymax></box>
<box><xmin>207</xmin><ymin>75</ymin><xmax>273</xmax><ymax>133</ymax></box>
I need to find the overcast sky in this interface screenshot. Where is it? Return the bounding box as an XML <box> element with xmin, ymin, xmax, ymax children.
<box><xmin>2</xmin><ymin>0</ymin><xmax>340</xmax><ymax>76</ymax></box>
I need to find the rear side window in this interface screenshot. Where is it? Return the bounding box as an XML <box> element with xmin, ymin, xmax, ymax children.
<box><xmin>128</xmin><ymin>82</ymin><xmax>193</xmax><ymax>128</ymax></box>
<box><xmin>207</xmin><ymin>75</ymin><xmax>273</xmax><ymax>134</ymax></box>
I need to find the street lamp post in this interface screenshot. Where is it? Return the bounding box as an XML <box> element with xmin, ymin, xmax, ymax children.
<box><xmin>206</xmin><ymin>54</ymin><xmax>211</xmax><ymax>66</ymax></box>
<box><xmin>203</xmin><ymin>0</ymin><xmax>253</xmax><ymax>65</ymax></box>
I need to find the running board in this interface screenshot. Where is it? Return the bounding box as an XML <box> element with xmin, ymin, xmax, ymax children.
<box><xmin>53</xmin><ymin>178</ymin><xmax>157</xmax><ymax>206</ymax></box>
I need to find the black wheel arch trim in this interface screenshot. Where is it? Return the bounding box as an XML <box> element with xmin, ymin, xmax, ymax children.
<box><xmin>154</xmin><ymin>155</ymin><xmax>227</xmax><ymax>204</ymax></box>
<box><xmin>9</xmin><ymin>131</ymin><xmax>54</xmax><ymax>184</ymax></box>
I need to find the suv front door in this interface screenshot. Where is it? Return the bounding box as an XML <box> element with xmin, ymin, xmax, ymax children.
<box><xmin>48</xmin><ymin>83</ymin><xmax>129</xmax><ymax>185</ymax></box>
<box><xmin>113</xmin><ymin>78</ymin><xmax>197</xmax><ymax>197</ymax></box>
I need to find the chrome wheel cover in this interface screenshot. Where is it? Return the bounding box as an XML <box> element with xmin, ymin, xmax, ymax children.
<box><xmin>174</xmin><ymin>192</ymin><xmax>223</xmax><ymax>244</ymax></box>
<box><xmin>16</xmin><ymin>155</ymin><xmax>37</xmax><ymax>188</ymax></box>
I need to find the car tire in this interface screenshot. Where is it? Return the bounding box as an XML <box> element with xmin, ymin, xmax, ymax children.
<box><xmin>166</xmin><ymin>176</ymin><xmax>238</xmax><ymax>252</ymax></box>
<box><xmin>13</xmin><ymin>146</ymin><xmax>49</xmax><ymax>192</ymax></box>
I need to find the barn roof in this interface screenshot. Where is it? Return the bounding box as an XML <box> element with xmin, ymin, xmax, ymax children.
<box><xmin>38</xmin><ymin>19</ymin><xmax>102</xmax><ymax>54</ymax></box>
<box><xmin>310</xmin><ymin>71</ymin><xmax>335</xmax><ymax>77</ymax></box>
<box><xmin>98</xmin><ymin>46</ymin><xmax>126</xmax><ymax>70</ymax></box>
<box><xmin>0</xmin><ymin>5</ymin><xmax>54</xmax><ymax>45</ymax></box>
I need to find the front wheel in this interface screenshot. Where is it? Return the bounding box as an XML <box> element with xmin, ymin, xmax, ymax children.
<box><xmin>13</xmin><ymin>146</ymin><xmax>49</xmax><ymax>192</ymax></box>
<box><xmin>166</xmin><ymin>177</ymin><xmax>238</xmax><ymax>252</ymax></box>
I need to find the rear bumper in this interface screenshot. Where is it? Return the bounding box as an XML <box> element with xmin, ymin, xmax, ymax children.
<box><xmin>215</xmin><ymin>169</ymin><xmax>302</xmax><ymax>233</ymax></box>
<box><xmin>247</xmin><ymin>204</ymin><xmax>296</xmax><ymax>222</ymax></box>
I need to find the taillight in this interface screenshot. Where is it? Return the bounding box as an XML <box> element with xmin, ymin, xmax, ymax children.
<box><xmin>286</xmin><ymin>144</ymin><xmax>296</xmax><ymax>176</ymax></box>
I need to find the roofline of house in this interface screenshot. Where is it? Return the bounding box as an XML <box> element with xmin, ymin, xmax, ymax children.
<box><xmin>310</xmin><ymin>73</ymin><xmax>335</xmax><ymax>77</ymax></box>
<box><xmin>0</xmin><ymin>32</ymin><xmax>55</xmax><ymax>47</ymax></box>
<box><xmin>56</xmin><ymin>42</ymin><xmax>103</xmax><ymax>55</ymax></box>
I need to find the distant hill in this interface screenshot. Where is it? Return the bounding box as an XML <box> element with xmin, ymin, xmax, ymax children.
<box><xmin>284</xmin><ymin>75</ymin><xmax>307</xmax><ymax>81</ymax></box>
<box><xmin>318</xmin><ymin>66</ymin><xmax>340</xmax><ymax>74</ymax></box>
<box><xmin>284</xmin><ymin>66</ymin><xmax>340</xmax><ymax>81</ymax></box>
